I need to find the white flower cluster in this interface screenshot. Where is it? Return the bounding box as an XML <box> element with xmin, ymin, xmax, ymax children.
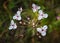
<box><xmin>9</xmin><ymin>7</ymin><xmax>22</xmax><ymax>30</ymax></box>
<box><xmin>32</xmin><ymin>3</ymin><xmax>48</xmax><ymax>20</ymax></box>
<box><xmin>32</xmin><ymin>4</ymin><xmax>48</xmax><ymax>36</ymax></box>
<box><xmin>37</xmin><ymin>25</ymin><xmax>48</xmax><ymax>36</ymax></box>
<box><xmin>9</xmin><ymin>4</ymin><xmax>48</xmax><ymax>37</ymax></box>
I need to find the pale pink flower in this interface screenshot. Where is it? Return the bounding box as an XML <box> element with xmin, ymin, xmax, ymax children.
<box><xmin>9</xmin><ymin>20</ymin><xmax>17</xmax><ymax>30</ymax></box>
<box><xmin>56</xmin><ymin>16</ymin><xmax>60</xmax><ymax>20</ymax></box>
<box><xmin>13</xmin><ymin>7</ymin><xmax>22</xmax><ymax>20</ymax></box>
<box><xmin>38</xmin><ymin>10</ymin><xmax>48</xmax><ymax>20</ymax></box>
<box><xmin>32</xmin><ymin>3</ymin><xmax>40</xmax><ymax>12</ymax></box>
<box><xmin>37</xmin><ymin>25</ymin><xmax>48</xmax><ymax>36</ymax></box>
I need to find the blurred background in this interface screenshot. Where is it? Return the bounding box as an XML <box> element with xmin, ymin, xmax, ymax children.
<box><xmin>0</xmin><ymin>0</ymin><xmax>60</xmax><ymax>43</ymax></box>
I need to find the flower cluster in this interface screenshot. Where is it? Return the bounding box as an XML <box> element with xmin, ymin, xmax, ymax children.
<box><xmin>32</xmin><ymin>4</ymin><xmax>48</xmax><ymax>36</ymax></box>
<box><xmin>9</xmin><ymin>7</ymin><xmax>22</xmax><ymax>30</ymax></box>
<box><xmin>32</xmin><ymin>4</ymin><xmax>48</xmax><ymax>20</ymax></box>
<box><xmin>9</xmin><ymin>3</ymin><xmax>48</xmax><ymax>37</ymax></box>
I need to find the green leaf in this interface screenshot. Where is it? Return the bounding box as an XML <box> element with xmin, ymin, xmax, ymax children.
<box><xmin>8</xmin><ymin>2</ymin><xmax>15</xmax><ymax>9</ymax></box>
<box><xmin>48</xmin><ymin>25</ymin><xmax>53</xmax><ymax>33</ymax></box>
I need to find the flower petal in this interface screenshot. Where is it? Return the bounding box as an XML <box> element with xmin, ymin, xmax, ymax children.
<box><xmin>37</xmin><ymin>28</ymin><xmax>42</xmax><ymax>33</ymax></box>
<box><xmin>11</xmin><ymin>20</ymin><xmax>14</xmax><ymax>24</ymax></box>
<box><xmin>17</xmin><ymin>11</ymin><xmax>21</xmax><ymax>15</ymax></box>
<box><xmin>19</xmin><ymin>7</ymin><xmax>22</xmax><ymax>12</ymax></box>
<box><xmin>38</xmin><ymin>10</ymin><xmax>44</xmax><ymax>14</ymax></box>
<box><xmin>41</xmin><ymin>31</ymin><xmax>46</xmax><ymax>36</ymax></box>
<box><xmin>42</xmin><ymin>25</ymin><xmax>48</xmax><ymax>30</ymax></box>
<box><xmin>13</xmin><ymin>15</ymin><xmax>16</xmax><ymax>19</ymax></box>
<box><xmin>9</xmin><ymin>26</ymin><xmax>13</xmax><ymax>30</ymax></box>
<box><xmin>32</xmin><ymin>8</ymin><xmax>37</xmax><ymax>12</ymax></box>
<box><xmin>43</xmin><ymin>13</ymin><xmax>48</xmax><ymax>18</ymax></box>
<box><xmin>37</xmin><ymin>6</ymin><xmax>40</xmax><ymax>10</ymax></box>
<box><xmin>13</xmin><ymin>23</ymin><xmax>17</xmax><ymax>29</ymax></box>
<box><xmin>32</xmin><ymin>3</ymin><xmax>36</xmax><ymax>8</ymax></box>
<box><xmin>38</xmin><ymin>16</ymin><xmax>43</xmax><ymax>20</ymax></box>
<box><xmin>16</xmin><ymin>16</ymin><xmax>21</xmax><ymax>20</ymax></box>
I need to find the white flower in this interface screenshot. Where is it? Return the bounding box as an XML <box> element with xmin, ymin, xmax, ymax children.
<box><xmin>32</xmin><ymin>3</ymin><xmax>40</xmax><ymax>12</ymax></box>
<box><xmin>38</xmin><ymin>10</ymin><xmax>44</xmax><ymax>20</ymax></box>
<box><xmin>9</xmin><ymin>20</ymin><xmax>17</xmax><ymax>30</ymax></box>
<box><xmin>13</xmin><ymin>7</ymin><xmax>22</xmax><ymax>20</ymax></box>
<box><xmin>37</xmin><ymin>25</ymin><xmax>48</xmax><ymax>36</ymax></box>
<box><xmin>18</xmin><ymin>7</ymin><xmax>22</xmax><ymax>12</ymax></box>
<box><xmin>13</xmin><ymin>13</ymin><xmax>21</xmax><ymax>20</ymax></box>
<box><xmin>38</xmin><ymin>10</ymin><xmax>48</xmax><ymax>20</ymax></box>
<box><xmin>17</xmin><ymin>10</ymin><xmax>21</xmax><ymax>15</ymax></box>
